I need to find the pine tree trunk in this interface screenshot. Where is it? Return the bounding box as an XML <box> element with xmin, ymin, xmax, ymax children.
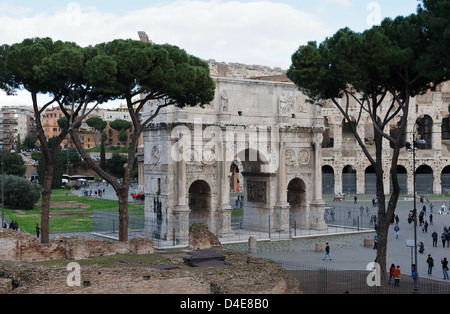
<box><xmin>40</xmin><ymin>160</ymin><xmax>53</xmax><ymax>243</ymax></box>
<box><xmin>117</xmin><ymin>188</ymin><xmax>129</xmax><ymax>242</ymax></box>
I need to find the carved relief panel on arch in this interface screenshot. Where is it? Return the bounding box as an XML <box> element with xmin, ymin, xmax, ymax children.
<box><xmin>279</xmin><ymin>92</ymin><xmax>308</xmax><ymax>116</ymax></box>
<box><xmin>285</xmin><ymin>148</ymin><xmax>311</xmax><ymax>170</ymax></box>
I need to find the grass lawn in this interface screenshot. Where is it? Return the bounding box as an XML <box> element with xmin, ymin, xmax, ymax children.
<box><xmin>3</xmin><ymin>190</ymin><xmax>144</xmax><ymax>234</ymax></box>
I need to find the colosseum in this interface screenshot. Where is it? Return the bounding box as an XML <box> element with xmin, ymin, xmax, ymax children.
<box><xmin>321</xmin><ymin>81</ymin><xmax>450</xmax><ymax>197</ymax></box>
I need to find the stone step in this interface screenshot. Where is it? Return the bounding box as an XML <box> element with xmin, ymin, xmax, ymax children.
<box><xmin>183</xmin><ymin>251</ymin><xmax>226</xmax><ymax>267</ymax></box>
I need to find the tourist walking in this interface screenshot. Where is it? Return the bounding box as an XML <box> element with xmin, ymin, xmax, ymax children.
<box><xmin>432</xmin><ymin>230</ymin><xmax>438</xmax><ymax>247</ymax></box>
<box><xmin>442</xmin><ymin>257</ymin><xmax>449</xmax><ymax>280</ymax></box>
<box><xmin>427</xmin><ymin>254</ymin><xmax>434</xmax><ymax>275</ymax></box>
<box><xmin>323</xmin><ymin>242</ymin><xmax>333</xmax><ymax>261</ymax></box>
<box><xmin>388</xmin><ymin>264</ymin><xmax>396</xmax><ymax>284</ymax></box>
<box><xmin>394</xmin><ymin>224</ymin><xmax>400</xmax><ymax>239</ymax></box>
<box><xmin>394</xmin><ymin>265</ymin><xmax>401</xmax><ymax>287</ymax></box>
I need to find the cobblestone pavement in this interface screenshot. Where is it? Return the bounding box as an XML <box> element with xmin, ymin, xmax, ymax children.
<box><xmin>225</xmin><ymin>195</ymin><xmax>450</xmax><ymax>283</ymax></box>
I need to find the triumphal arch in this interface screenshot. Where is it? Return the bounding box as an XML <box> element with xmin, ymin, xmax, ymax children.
<box><xmin>142</xmin><ymin>61</ymin><xmax>328</xmax><ymax>243</ymax></box>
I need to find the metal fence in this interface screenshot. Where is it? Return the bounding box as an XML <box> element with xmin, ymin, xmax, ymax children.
<box><xmin>276</xmin><ymin>261</ymin><xmax>450</xmax><ymax>294</ymax></box>
<box><xmin>324</xmin><ymin>206</ymin><xmax>377</xmax><ymax>230</ymax></box>
<box><xmin>92</xmin><ymin>206</ymin><xmax>375</xmax><ymax>249</ymax></box>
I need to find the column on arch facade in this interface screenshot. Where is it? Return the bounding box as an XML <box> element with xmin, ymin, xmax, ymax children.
<box><xmin>174</xmin><ymin>158</ymin><xmax>190</xmax><ymax>244</ymax></box>
<box><xmin>310</xmin><ymin>132</ymin><xmax>328</xmax><ymax>231</ymax></box>
<box><xmin>217</xmin><ymin>139</ymin><xmax>234</xmax><ymax>238</ymax></box>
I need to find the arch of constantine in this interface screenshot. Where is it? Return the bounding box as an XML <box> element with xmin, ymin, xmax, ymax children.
<box><xmin>142</xmin><ymin>61</ymin><xmax>328</xmax><ymax>242</ymax></box>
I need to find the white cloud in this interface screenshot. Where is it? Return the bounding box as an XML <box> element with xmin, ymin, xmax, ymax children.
<box><xmin>324</xmin><ymin>0</ymin><xmax>352</xmax><ymax>7</ymax></box>
<box><xmin>0</xmin><ymin>3</ymin><xmax>32</xmax><ymax>18</ymax></box>
<box><xmin>135</xmin><ymin>0</ymin><xmax>330</xmax><ymax>68</ymax></box>
<box><xmin>0</xmin><ymin>0</ymin><xmax>331</xmax><ymax>106</ymax></box>
<box><xmin>0</xmin><ymin>0</ymin><xmax>330</xmax><ymax>68</ymax></box>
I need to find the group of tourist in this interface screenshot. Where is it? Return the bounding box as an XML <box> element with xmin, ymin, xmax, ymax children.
<box><xmin>430</xmin><ymin>227</ymin><xmax>450</xmax><ymax>248</ymax></box>
<box><xmin>2</xmin><ymin>220</ymin><xmax>19</xmax><ymax>230</ymax></box>
<box><xmin>333</xmin><ymin>193</ymin><xmax>345</xmax><ymax>202</ymax></box>
<box><xmin>408</xmin><ymin>202</ymin><xmax>450</xmax><ymax>280</ymax></box>
<box><xmin>424</xmin><ymin>254</ymin><xmax>450</xmax><ymax>280</ymax></box>
<box><xmin>375</xmin><ymin>196</ymin><xmax>450</xmax><ymax>282</ymax></box>
<box><xmin>82</xmin><ymin>188</ymin><xmax>105</xmax><ymax>197</ymax></box>
<box><xmin>388</xmin><ymin>264</ymin><xmax>402</xmax><ymax>287</ymax></box>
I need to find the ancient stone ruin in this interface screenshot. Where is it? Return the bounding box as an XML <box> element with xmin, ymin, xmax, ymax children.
<box><xmin>189</xmin><ymin>223</ymin><xmax>221</xmax><ymax>250</ymax></box>
<box><xmin>0</xmin><ymin>228</ymin><xmax>154</xmax><ymax>262</ymax></box>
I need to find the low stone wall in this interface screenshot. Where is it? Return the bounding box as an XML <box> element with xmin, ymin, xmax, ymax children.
<box><xmin>0</xmin><ymin>229</ymin><xmax>154</xmax><ymax>262</ymax></box>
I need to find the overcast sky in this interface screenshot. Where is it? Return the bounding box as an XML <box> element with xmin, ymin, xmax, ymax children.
<box><xmin>0</xmin><ymin>0</ymin><xmax>420</xmax><ymax>107</ymax></box>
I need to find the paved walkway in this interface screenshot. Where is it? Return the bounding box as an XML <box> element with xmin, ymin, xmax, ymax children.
<box><xmin>225</xmin><ymin>195</ymin><xmax>450</xmax><ymax>283</ymax></box>
<box><xmin>70</xmin><ymin>182</ymin><xmax>141</xmax><ymax>202</ymax></box>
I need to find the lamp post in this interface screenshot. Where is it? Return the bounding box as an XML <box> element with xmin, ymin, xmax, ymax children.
<box><xmin>413</xmin><ymin>134</ymin><xmax>419</xmax><ymax>293</ymax></box>
<box><xmin>1</xmin><ymin>145</ymin><xmax>4</xmax><ymax>229</ymax></box>
<box><xmin>408</xmin><ymin>132</ymin><xmax>420</xmax><ymax>294</ymax></box>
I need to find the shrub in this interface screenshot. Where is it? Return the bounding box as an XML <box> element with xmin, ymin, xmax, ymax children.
<box><xmin>0</xmin><ymin>175</ymin><xmax>41</xmax><ymax>210</ymax></box>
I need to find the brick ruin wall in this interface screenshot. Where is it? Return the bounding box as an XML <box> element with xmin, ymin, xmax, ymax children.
<box><xmin>0</xmin><ymin>228</ymin><xmax>154</xmax><ymax>262</ymax></box>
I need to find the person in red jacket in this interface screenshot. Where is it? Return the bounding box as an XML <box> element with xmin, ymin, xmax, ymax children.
<box><xmin>388</xmin><ymin>264</ymin><xmax>396</xmax><ymax>284</ymax></box>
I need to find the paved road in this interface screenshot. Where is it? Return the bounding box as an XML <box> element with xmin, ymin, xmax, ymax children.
<box><xmin>225</xmin><ymin>195</ymin><xmax>450</xmax><ymax>283</ymax></box>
